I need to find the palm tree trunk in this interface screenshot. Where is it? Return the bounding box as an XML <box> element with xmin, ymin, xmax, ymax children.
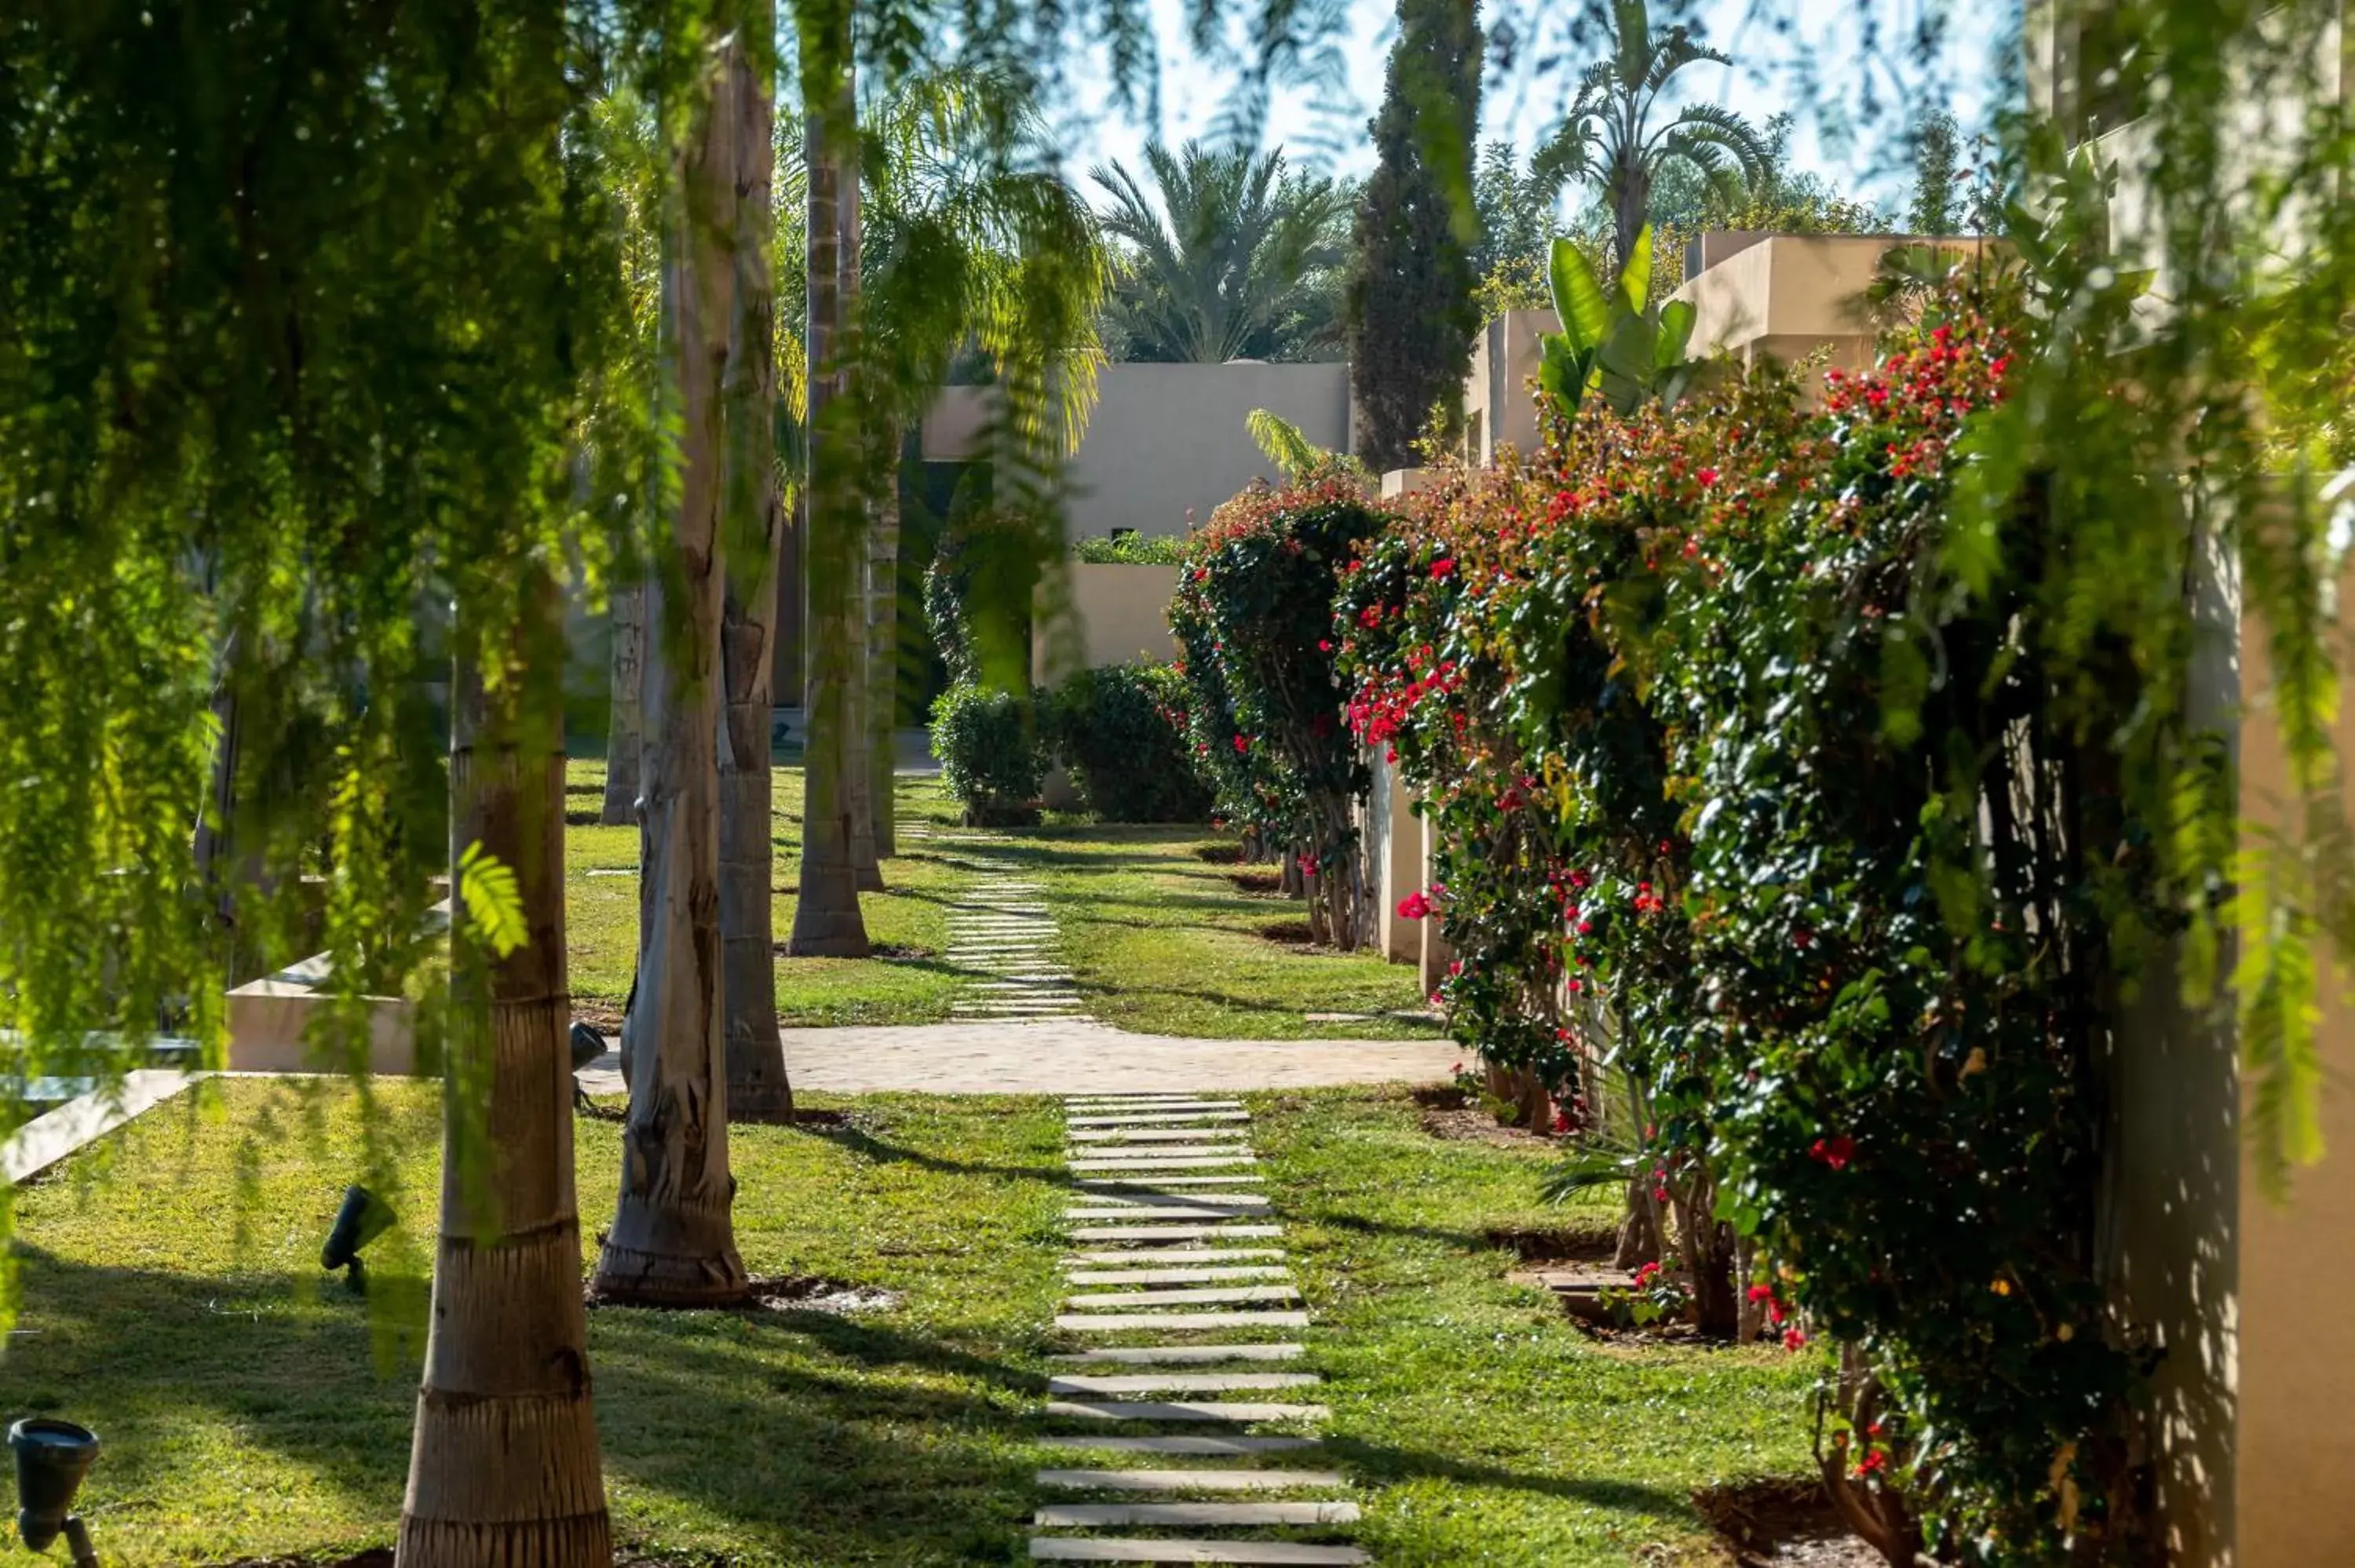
<box><xmin>866</xmin><ymin>423</ymin><xmax>901</xmax><ymax>861</ymax></box>
<box><xmin>399</xmin><ymin>572</ymin><xmax>609</xmax><ymax>1563</ymax></box>
<box><xmin>717</xmin><ymin>17</ymin><xmax>794</xmax><ymax>1124</ymax></box>
<box><xmin>838</xmin><ymin>87</ymin><xmax>885</xmax><ymax>893</ymax></box>
<box><xmin>1612</xmin><ymin>151</ymin><xmax>1648</xmax><ymax>278</ymax></box>
<box><xmin>600</xmin><ymin>584</ymin><xmax>644</xmax><ymax>825</ymax></box>
<box><xmin>592</xmin><ymin>38</ymin><xmax>750</xmax><ymax>1304</ymax></box>
<box><xmin>787</xmin><ymin>19</ymin><xmax>874</xmax><ymax>957</ymax></box>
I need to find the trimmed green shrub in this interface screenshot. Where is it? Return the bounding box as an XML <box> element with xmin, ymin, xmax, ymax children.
<box><xmin>1072</xmin><ymin>532</ymin><xmax>1185</xmax><ymax>564</ymax></box>
<box><xmin>928</xmin><ymin>681</ymin><xmax>1043</xmax><ymax>825</ymax></box>
<box><xmin>1042</xmin><ymin>662</ymin><xmax>1214</xmax><ymax>822</ymax></box>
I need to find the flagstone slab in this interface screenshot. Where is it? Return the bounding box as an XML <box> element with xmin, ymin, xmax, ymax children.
<box><xmin>1034</xmin><ymin>1434</ymin><xmax>1321</xmax><ymax>1453</ymax></box>
<box><xmin>1066</xmin><ymin>1191</ymin><xmax>1268</xmax><ymax>1206</ymax></box>
<box><xmin>1061</xmin><ymin>1267</ymin><xmax>1292</xmax><ymax>1287</ymax></box>
<box><xmin>1066</xmin><ymin>1113</ymin><xmax>1251</xmax><ymax>1127</ymax></box>
<box><xmin>1067</xmin><ymin>1225</ymin><xmax>1283</xmax><ymax>1242</ymax></box>
<box><xmin>1042</xmin><ymin>1399</ymin><xmax>1329</xmax><ymax>1424</ymax></box>
<box><xmin>1075</xmin><ymin>1176</ymin><xmax>1264</xmax><ymax>1190</ymax></box>
<box><xmin>1066</xmin><ymin>1205</ymin><xmax>1269</xmax><ymax>1223</ymax></box>
<box><xmin>1064</xmin><ymin>1285</ymin><xmax>1300</xmax><ymax>1309</ymax></box>
<box><xmin>1048</xmin><ymin>1373</ymin><xmax>1322</xmax><ymax>1395</ymax></box>
<box><xmin>1035</xmin><ymin>1502</ymin><xmax>1360</xmax><ymax>1528</ymax></box>
<box><xmin>1028</xmin><ymin>1541</ymin><xmax>1366</xmax><ymax>1565</ymax></box>
<box><xmin>1062</xmin><ymin>1249</ymin><xmax>1286</xmax><ymax>1266</ymax></box>
<box><xmin>1056</xmin><ymin>1309</ymin><xmax>1309</xmax><ymax>1330</ymax></box>
<box><xmin>1035</xmin><ymin>1469</ymin><xmax>1349</xmax><ymax>1493</ymax></box>
<box><xmin>1069</xmin><ymin>1126</ymin><xmax>1265</xmax><ymax>1143</ymax></box>
<box><xmin>1069</xmin><ymin>1156</ymin><xmax>1257</xmax><ymax>1171</ymax></box>
<box><xmin>1045</xmin><ymin>1343</ymin><xmax>1305</xmax><ymax>1365</ymax></box>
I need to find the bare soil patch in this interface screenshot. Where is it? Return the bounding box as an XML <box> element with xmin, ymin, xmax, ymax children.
<box><xmin>585</xmin><ymin>1273</ymin><xmax>903</xmax><ymax>1316</ymax></box>
<box><xmin>1227</xmin><ymin>868</ymin><xmax>1286</xmax><ymax>895</ymax></box>
<box><xmin>1693</xmin><ymin>1478</ymin><xmax>1885</xmax><ymax>1567</ymax></box>
<box><xmin>1193</xmin><ymin>843</ymin><xmax>1244</xmax><ymax>864</ymax></box>
<box><xmin>1411</xmin><ymin>1085</ymin><xmax>1558</xmax><ymax>1147</ymax></box>
<box><xmin>1481</xmin><ymin>1223</ymin><xmax>1619</xmax><ymax>1263</ymax></box>
<box><xmin>1256</xmin><ymin>918</ymin><xmax>1317</xmax><ymax>945</ymax></box>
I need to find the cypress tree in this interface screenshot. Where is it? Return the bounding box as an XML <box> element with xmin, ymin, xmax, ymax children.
<box><xmin>1346</xmin><ymin>0</ymin><xmax>1483</xmax><ymax>476</ymax></box>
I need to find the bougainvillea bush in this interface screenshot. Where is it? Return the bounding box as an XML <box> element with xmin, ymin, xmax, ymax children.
<box><xmin>1339</xmin><ymin>298</ymin><xmax>2189</xmax><ymax>1563</ymax></box>
<box><xmin>1171</xmin><ymin>468</ymin><xmax>1390</xmax><ymax>947</ymax></box>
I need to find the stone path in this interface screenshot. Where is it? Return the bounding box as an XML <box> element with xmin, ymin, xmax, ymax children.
<box><xmin>575</xmin><ymin>1023</ymin><xmax>1454</xmax><ymax>1097</ymax></box>
<box><xmin>943</xmin><ymin>854</ymin><xmax>1085</xmax><ymax>1024</ymax></box>
<box><xmin>1028</xmin><ymin>1091</ymin><xmax>1367</xmax><ymax>1566</ymax></box>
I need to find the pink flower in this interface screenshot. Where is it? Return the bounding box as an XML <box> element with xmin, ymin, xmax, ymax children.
<box><xmin>1746</xmin><ymin>1284</ymin><xmax>1775</xmax><ymax>1304</ymax></box>
<box><xmin>1450</xmin><ymin>1060</ymin><xmax>1464</xmax><ymax>1075</ymax></box>
<box><xmin>1429</xmin><ymin>558</ymin><xmax>1455</xmax><ymax>578</ymax></box>
<box><xmin>1810</xmin><ymin>1135</ymin><xmax>1855</xmax><ymax>1172</ymax></box>
<box><xmin>1784</xmin><ymin>1327</ymin><xmax>1809</xmax><ymax>1351</ymax></box>
<box><xmin>1232</xmin><ymin>735</ymin><xmax>1250</xmax><ymax>754</ymax></box>
<box><xmin>1317</xmin><ymin>639</ymin><xmax>1332</xmax><ymax>652</ymax></box>
<box><xmin>1396</xmin><ymin>891</ymin><xmax>1431</xmax><ymax>921</ymax></box>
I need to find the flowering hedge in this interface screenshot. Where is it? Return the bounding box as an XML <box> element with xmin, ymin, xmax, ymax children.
<box><xmin>1171</xmin><ymin>469</ymin><xmax>1389</xmax><ymax>946</ymax></box>
<box><xmin>1336</xmin><ymin>301</ymin><xmax>2174</xmax><ymax>1561</ymax></box>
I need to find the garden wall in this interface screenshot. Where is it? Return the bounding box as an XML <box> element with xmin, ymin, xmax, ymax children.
<box><xmin>1032</xmin><ymin>562</ymin><xmax>1182</xmax><ymax>684</ymax></box>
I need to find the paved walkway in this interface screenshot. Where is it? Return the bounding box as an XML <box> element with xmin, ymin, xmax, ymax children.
<box><xmin>575</xmin><ymin>1022</ymin><xmax>1454</xmax><ymax>1097</ymax></box>
<box><xmin>1028</xmin><ymin>1091</ymin><xmax>1366</xmax><ymax>1563</ymax></box>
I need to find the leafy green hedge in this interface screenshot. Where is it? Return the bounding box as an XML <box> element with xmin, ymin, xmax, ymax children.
<box><xmin>928</xmin><ymin>681</ymin><xmax>1042</xmax><ymax>825</ymax></box>
<box><xmin>1333</xmin><ymin>294</ymin><xmax>2185</xmax><ymax>1561</ymax></box>
<box><xmin>1041</xmin><ymin>662</ymin><xmax>1214</xmax><ymax>822</ymax></box>
<box><xmin>1170</xmin><ymin>469</ymin><xmax>1388</xmax><ymax>945</ymax></box>
<box><xmin>1072</xmin><ymin>532</ymin><xmax>1185</xmax><ymax>564</ymax></box>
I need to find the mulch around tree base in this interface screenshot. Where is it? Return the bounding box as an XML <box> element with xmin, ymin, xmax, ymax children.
<box><xmin>583</xmin><ymin>1273</ymin><xmax>904</xmax><ymax>1316</ymax></box>
<box><xmin>1693</xmin><ymin>1478</ymin><xmax>1886</xmax><ymax>1566</ymax></box>
<box><xmin>214</xmin><ymin>1548</ymin><xmax>725</xmax><ymax>1566</ymax></box>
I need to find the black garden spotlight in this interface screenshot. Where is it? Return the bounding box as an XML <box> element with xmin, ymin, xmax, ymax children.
<box><xmin>570</xmin><ymin>1020</ymin><xmax>608</xmax><ymax>1111</ymax></box>
<box><xmin>9</xmin><ymin>1417</ymin><xmax>99</xmax><ymax>1567</ymax></box>
<box><xmin>319</xmin><ymin>1183</ymin><xmax>396</xmax><ymax>1295</ymax></box>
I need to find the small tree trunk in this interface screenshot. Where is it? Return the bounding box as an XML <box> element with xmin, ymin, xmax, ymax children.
<box><xmin>717</xmin><ymin>23</ymin><xmax>793</xmax><ymax>1125</ymax></box>
<box><xmin>593</xmin><ymin>38</ymin><xmax>749</xmax><ymax>1305</ymax></box>
<box><xmin>601</xmin><ymin>584</ymin><xmax>644</xmax><ymax>825</ymax></box>
<box><xmin>1734</xmin><ymin>1229</ymin><xmax>1765</xmax><ymax>1344</ymax></box>
<box><xmin>838</xmin><ymin>104</ymin><xmax>884</xmax><ymax>894</ymax></box>
<box><xmin>867</xmin><ymin>424</ymin><xmax>902</xmax><ymax>861</ymax></box>
<box><xmin>1675</xmin><ymin>1163</ymin><xmax>1740</xmax><ymax>1337</ymax></box>
<box><xmin>400</xmin><ymin>574</ymin><xmax>610</xmax><ymax>1563</ymax></box>
<box><xmin>786</xmin><ymin>15</ymin><xmax>873</xmax><ymax>957</ymax></box>
<box><xmin>1612</xmin><ymin>1056</ymin><xmax>1663</xmax><ymax>1267</ymax></box>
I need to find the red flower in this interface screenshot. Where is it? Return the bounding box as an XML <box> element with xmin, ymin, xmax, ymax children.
<box><xmin>1232</xmin><ymin>735</ymin><xmax>1250</xmax><ymax>754</ymax></box>
<box><xmin>1551</xmin><ymin>1109</ymin><xmax>1571</xmax><ymax>1134</ymax></box>
<box><xmin>1696</xmin><ymin>467</ymin><xmax>1720</xmax><ymax>487</ymax></box>
<box><xmin>1395</xmin><ymin>891</ymin><xmax>1431</xmax><ymax>921</ymax></box>
<box><xmin>1792</xmin><ymin>927</ymin><xmax>1814</xmax><ymax>949</ymax></box>
<box><xmin>1450</xmin><ymin>1060</ymin><xmax>1464</xmax><ymax>1075</ymax></box>
<box><xmin>1856</xmin><ymin>1450</ymin><xmax>1888</xmax><ymax>1478</ymax></box>
<box><xmin>1809</xmin><ymin>1135</ymin><xmax>1855</xmax><ymax>1172</ymax></box>
<box><xmin>1429</xmin><ymin>558</ymin><xmax>1455</xmax><ymax>578</ymax></box>
<box><xmin>1746</xmin><ymin>1284</ymin><xmax>1776</xmax><ymax>1303</ymax></box>
<box><xmin>1317</xmin><ymin>639</ymin><xmax>1332</xmax><ymax>652</ymax></box>
<box><xmin>1784</xmin><ymin>1326</ymin><xmax>1809</xmax><ymax>1351</ymax></box>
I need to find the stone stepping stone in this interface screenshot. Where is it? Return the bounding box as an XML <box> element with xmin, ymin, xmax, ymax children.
<box><xmin>1048</xmin><ymin>1373</ymin><xmax>1321</xmax><ymax>1395</ymax></box>
<box><xmin>1046</xmin><ymin>1344</ymin><xmax>1306</xmax><ymax>1366</ymax></box>
<box><xmin>1070</xmin><ymin>1127</ymin><xmax>1264</xmax><ymax>1144</ymax></box>
<box><xmin>1069</xmin><ymin>1155</ymin><xmax>1257</xmax><ymax>1171</ymax></box>
<box><xmin>1042</xmin><ymin>1399</ymin><xmax>1329</xmax><ymax>1424</ymax></box>
<box><xmin>1035</xmin><ymin>1435</ymin><xmax>1321</xmax><ymax>1454</ymax></box>
<box><xmin>1065</xmin><ymin>1206</ymin><xmax>1269</xmax><ymax>1223</ymax></box>
<box><xmin>1036</xmin><ymin>1469</ymin><xmax>1349</xmax><ymax>1493</ymax></box>
<box><xmin>1067</xmin><ymin>1112</ymin><xmax>1251</xmax><ymax>1126</ymax></box>
<box><xmin>1077</xmin><ymin>1172</ymin><xmax>1262</xmax><ymax>1186</ymax></box>
<box><xmin>1064</xmin><ymin>1285</ymin><xmax>1300</xmax><ymax>1309</ymax></box>
<box><xmin>1065</xmin><ymin>1192</ymin><xmax>1269</xmax><ymax>1207</ymax></box>
<box><xmin>1067</xmin><ymin>1225</ymin><xmax>1283</xmax><ymax>1243</ymax></box>
<box><xmin>1064</xmin><ymin>1096</ymin><xmax>1241</xmax><ymax>1107</ymax></box>
<box><xmin>1035</xmin><ymin>1502</ymin><xmax>1360</xmax><ymax>1528</ymax></box>
<box><xmin>1028</xmin><ymin>1541</ymin><xmax>1367</xmax><ymax>1563</ymax></box>
<box><xmin>1061</xmin><ymin>1249</ymin><xmax>1286</xmax><ymax>1267</ymax></box>
<box><xmin>1057</xmin><ymin>1309</ymin><xmax>1309</xmax><ymax>1330</ymax></box>
<box><xmin>1062</xmin><ymin>1267</ymin><xmax>1292</xmax><ymax>1287</ymax></box>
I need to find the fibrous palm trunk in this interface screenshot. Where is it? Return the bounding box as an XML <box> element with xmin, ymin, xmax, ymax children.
<box><xmin>838</xmin><ymin>104</ymin><xmax>885</xmax><ymax>893</ymax></box>
<box><xmin>601</xmin><ymin>584</ymin><xmax>644</xmax><ymax>825</ymax></box>
<box><xmin>866</xmin><ymin>422</ymin><xmax>901</xmax><ymax>861</ymax></box>
<box><xmin>399</xmin><ymin>574</ymin><xmax>610</xmax><ymax>1563</ymax></box>
<box><xmin>592</xmin><ymin>39</ymin><xmax>750</xmax><ymax>1304</ymax></box>
<box><xmin>716</xmin><ymin>19</ymin><xmax>793</xmax><ymax>1124</ymax></box>
<box><xmin>786</xmin><ymin>17</ymin><xmax>874</xmax><ymax>957</ymax></box>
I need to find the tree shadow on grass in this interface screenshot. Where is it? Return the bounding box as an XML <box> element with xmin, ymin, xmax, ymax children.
<box><xmin>0</xmin><ymin>1245</ymin><xmax>1046</xmax><ymax>1564</ymax></box>
<box><xmin>1322</xmin><ymin>1434</ymin><xmax>1698</xmax><ymax>1523</ymax></box>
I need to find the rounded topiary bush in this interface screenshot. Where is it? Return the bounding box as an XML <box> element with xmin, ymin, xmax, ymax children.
<box><xmin>1042</xmin><ymin>662</ymin><xmax>1215</xmax><ymax>823</ymax></box>
<box><xmin>929</xmin><ymin>681</ymin><xmax>1044</xmax><ymax>825</ymax></box>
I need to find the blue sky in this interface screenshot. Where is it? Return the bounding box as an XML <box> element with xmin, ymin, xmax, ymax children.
<box><xmin>1054</xmin><ymin>0</ymin><xmax>2004</xmax><ymax>217</ymax></box>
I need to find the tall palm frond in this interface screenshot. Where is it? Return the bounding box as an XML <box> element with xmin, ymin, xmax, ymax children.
<box><xmin>1090</xmin><ymin>140</ymin><xmax>1350</xmax><ymax>364</ymax></box>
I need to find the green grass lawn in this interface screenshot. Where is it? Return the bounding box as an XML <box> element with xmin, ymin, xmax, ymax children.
<box><xmin>567</xmin><ymin>758</ymin><xmax>975</xmax><ymax>1027</ymax></box>
<box><xmin>564</xmin><ymin>757</ymin><xmax>1440</xmax><ymax>1038</ymax></box>
<box><xmin>995</xmin><ymin>825</ymin><xmax>1445</xmax><ymax>1040</ymax></box>
<box><xmin>0</xmin><ymin>1081</ymin><xmax>1814</xmax><ymax>1565</ymax></box>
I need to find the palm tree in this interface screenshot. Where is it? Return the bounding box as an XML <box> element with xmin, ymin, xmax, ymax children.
<box><xmin>853</xmin><ymin>73</ymin><xmax>1108</xmax><ymax>841</ymax></box>
<box><xmin>592</xmin><ymin>36</ymin><xmax>750</xmax><ymax>1303</ymax></box>
<box><xmin>1535</xmin><ymin>0</ymin><xmax>1773</xmax><ymax>274</ymax></box>
<box><xmin>1091</xmin><ymin>141</ymin><xmax>1349</xmax><ymax>363</ymax></box>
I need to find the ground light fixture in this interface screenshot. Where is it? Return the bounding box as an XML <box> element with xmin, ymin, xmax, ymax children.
<box><xmin>9</xmin><ymin>1417</ymin><xmax>99</xmax><ymax>1566</ymax></box>
<box><xmin>571</xmin><ymin>1020</ymin><xmax>608</xmax><ymax>1110</ymax></box>
<box><xmin>319</xmin><ymin>1183</ymin><xmax>396</xmax><ymax>1295</ymax></box>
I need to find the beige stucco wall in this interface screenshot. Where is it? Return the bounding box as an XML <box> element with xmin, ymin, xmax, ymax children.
<box><xmin>2229</xmin><ymin>564</ymin><xmax>2355</xmax><ymax>1568</ymax></box>
<box><xmin>1032</xmin><ymin>562</ymin><xmax>1182</xmax><ymax>684</ymax></box>
<box><xmin>1463</xmin><ymin>309</ymin><xmax>1557</xmax><ymax>464</ymax></box>
<box><xmin>1670</xmin><ymin>233</ymin><xmax>1994</xmax><ymax>375</ymax></box>
<box><xmin>926</xmin><ymin>362</ymin><xmax>1352</xmax><ymax>541</ymax></box>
